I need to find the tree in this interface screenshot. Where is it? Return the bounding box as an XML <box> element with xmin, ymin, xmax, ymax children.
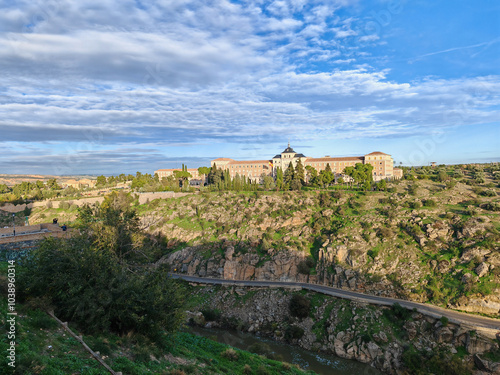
<box><xmin>276</xmin><ymin>167</ymin><xmax>284</xmax><ymax>190</ymax></box>
<box><xmin>96</xmin><ymin>175</ymin><xmax>107</xmax><ymax>187</ymax></box>
<box><xmin>284</xmin><ymin>163</ymin><xmax>295</xmax><ymax>188</ymax></box>
<box><xmin>207</xmin><ymin>163</ymin><xmax>224</xmax><ymax>186</ymax></box>
<box><xmin>344</xmin><ymin>163</ymin><xmax>373</xmax><ymax>186</ymax></box>
<box><xmin>319</xmin><ymin>163</ymin><xmax>334</xmax><ymax>186</ymax></box>
<box><xmin>437</xmin><ymin>170</ymin><xmax>449</xmax><ymax>182</ymax></box>
<box><xmin>198</xmin><ymin>166</ymin><xmax>211</xmax><ymax>184</ymax></box>
<box><xmin>262</xmin><ymin>175</ymin><xmax>275</xmax><ymax>190</ymax></box>
<box><xmin>295</xmin><ymin>159</ymin><xmax>305</xmax><ymax>185</ymax></box>
<box><xmin>173</xmin><ymin>164</ymin><xmax>192</xmax><ymax>187</ymax></box>
<box><xmin>19</xmin><ymin>197</ymin><xmax>186</xmax><ymax>341</ymax></box>
<box><xmin>305</xmin><ymin>165</ymin><xmax>319</xmax><ymax>186</ymax></box>
<box><xmin>377</xmin><ymin>179</ymin><xmax>387</xmax><ymax>191</ymax></box>
<box><xmin>46</xmin><ymin>178</ymin><xmax>61</xmax><ymax>190</ymax></box>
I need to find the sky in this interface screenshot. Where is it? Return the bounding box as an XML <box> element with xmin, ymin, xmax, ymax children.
<box><xmin>0</xmin><ymin>0</ymin><xmax>499</xmax><ymax>175</ymax></box>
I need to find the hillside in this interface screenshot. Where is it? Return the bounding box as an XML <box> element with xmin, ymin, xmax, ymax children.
<box><xmin>0</xmin><ymin>274</ymin><xmax>315</xmax><ymax>375</ymax></box>
<box><xmin>130</xmin><ymin>178</ymin><xmax>498</xmax><ymax>316</ymax></box>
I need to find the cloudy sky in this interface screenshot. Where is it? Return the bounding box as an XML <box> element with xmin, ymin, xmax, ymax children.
<box><xmin>1</xmin><ymin>0</ymin><xmax>499</xmax><ymax>175</ymax></box>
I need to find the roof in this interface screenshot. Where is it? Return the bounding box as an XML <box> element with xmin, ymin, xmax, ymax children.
<box><xmin>282</xmin><ymin>146</ymin><xmax>296</xmax><ymax>154</ymax></box>
<box><xmin>366</xmin><ymin>151</ymin><xmax>389</xmax><ymax>156</ymax></box>
<box><xmin>227</xmin><ymin>160</ymin><xmax>272</xmax><ymax>165</ymax></box>
<box><xmin>273</xmin><ymin>154</ymin><xmax>281</xmax><ymax>159</ymax></box>
<box><xmin>155</xmin><ymin>168</ymin><xmax>199</xmax><ymax>172</ymax></box>
<box><xmin>295</xmin><ymin>153</ymin><xmax>306</xmax><ymax>158</ymax></box>
<box><xmin>306</xmin><ymin>157</ymin><xmax>364</xmax><ymax>162</ymax></box>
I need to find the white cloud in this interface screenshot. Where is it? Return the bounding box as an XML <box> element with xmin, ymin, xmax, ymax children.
<box><xmin>0</xmin><ymin>0</ymin><xmax>498</xmax><ymax>173</ymax></box>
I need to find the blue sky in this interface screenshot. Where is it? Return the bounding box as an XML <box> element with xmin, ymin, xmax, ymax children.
<box><xmin>0</xmin><ymin>0</ymin><xmax>499</xmax><ymax>175</ymax></box>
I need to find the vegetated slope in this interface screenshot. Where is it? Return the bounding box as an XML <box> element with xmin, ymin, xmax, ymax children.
<box><xmin>144</xmin><ymin>178</ymin><xmax>499</xmax><ymax>317</ymax></box>
<box><xmin>184</xmin><ymin>284</ymin><xmax>500</xmax><ymax>375</ymax></box>
<box><xmin>0</xmin><ymin>296</ymin><xmax>314</xmax><ymax>375</ymax></box>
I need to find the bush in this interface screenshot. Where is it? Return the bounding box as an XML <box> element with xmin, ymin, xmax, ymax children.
<box><xmin>18</xmin><ymin>203</ymin><xmax>186</xmax><ymax>341</ymax></box>
<box><xmin>221</xmin><ymin>348</ymin><xmax>239</xmax><ymax>361</ymax></box>
<box><xmin>423</xmin><ymin>199</ymin><xmax>437</xmax><ymax>207</ymax></box>
<box><xmin>480</xmin><ymin>190</ymin><xmax>497</xmax><ymax>197</ymax></box>
<box><xmin>297</xmin><ymin>260</ymin><xmax>311</xmax><ymax>275</ymax></box>
<box><xmin>201</xmin><ymin>309</ymin><xmax>221</xmax><ymax>322</ymax></box>
<box><xmin>289</xmin><ymin>294</ymin><xmax>310</xmax><ymax>319</ymax></box>
<box><xmin>440</xmin><ymin>316</ymin><xmax>449</xmax><ymax>327</ymax></box>
<box><xmin>284</xmin><ymin>325</ymin><xmax>304</xmax><ymax>341</ymax></box>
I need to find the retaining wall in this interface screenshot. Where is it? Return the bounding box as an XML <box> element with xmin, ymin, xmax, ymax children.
<box><xmin>0</xmin><ymin>192</ymin><xmax>194</xmax><ymax>213</ymax></box>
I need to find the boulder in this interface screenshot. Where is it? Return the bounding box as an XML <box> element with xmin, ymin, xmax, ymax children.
<box><xmin>475</xmin><ymin>262</ymin><xmax>489</xmax><ymax>278</ymax></box>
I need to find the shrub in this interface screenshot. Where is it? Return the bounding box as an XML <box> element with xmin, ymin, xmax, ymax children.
<box><xmin>284</xmin><ymin>325</ymin><xmax>304</xmax><ymax>341</ymax></box>
<box><xmin>423</xmin><ymin>199</ymin><xmax>437</xmax><ymax>207</ymax></box>
<box><xmin>408</xmin><ymin>183</ymin><xmax>418</xmax><ymax>195</ymax></box>
<box><xmin>289</xmin><ymin>294</ymin><xmax>310</xmax><ymax>319</ymax></box>
<box><xmin>297</xmin><ymin>261</ymin><xmax>311</xmax><ymax>275</ymax></box>
<box><xmin>221</xmin><ymin>348</ymin><xmax>239</xmax><ymax>361</ymax></box>
<box><xmin>201</xmin><ymin>309</ymin><xmax>221</xmax><ymax>322</ymax></box>
<box><xmin>480</xmin><ymin>190</ymin><xmax>497</xmax><ymax>197</ymax></box>
<box><xmin>440</xmin><ymin>316</ymin><xmax>449</xmax><ymax>327</ymax></box>
<box><xmin>18</xmin><ymin>203</ymin><xmax>186</xmax><ymax>341</ymax></box>
<box><xmin>247</xmin><ymin>342</ymin><xmax>272</xmax><ymax>356</ymax></box>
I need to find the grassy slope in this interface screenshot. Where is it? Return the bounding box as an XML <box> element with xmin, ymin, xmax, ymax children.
<box><xmin>0</xmin><ymin>263</ymin><xmax>314</xmax><ymax>375</ymax></box>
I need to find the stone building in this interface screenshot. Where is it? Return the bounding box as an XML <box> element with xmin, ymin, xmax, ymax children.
<box><xmin>210</xmin><ymin>144</ymin><xmax>402</xmax><ymax>182</ymax></box>
<box><xmin>154</xmin><ymin>168</ymin><xmax>205</xmax><ymax>185</ymax></box>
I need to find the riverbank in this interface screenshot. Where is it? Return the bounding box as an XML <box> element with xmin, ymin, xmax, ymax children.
<box><xmin>183</xmin><ymin>283</ymin><xmax>500</xmax><ymax>374</ymax></box>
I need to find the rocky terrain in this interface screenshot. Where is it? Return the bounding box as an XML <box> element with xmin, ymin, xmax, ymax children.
<box><xmin>147</xmin><ymin>176</ymin><xmax>500</xmax><ymax>317</ymax></box>
<box><xmin>185</xmin><ymin>284</ymin><xmax>500</xmax><ymax>375</ymax></box>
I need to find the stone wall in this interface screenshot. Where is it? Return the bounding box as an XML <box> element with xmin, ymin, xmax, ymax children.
<box><xmin>0</xmin><ymin>192</ymin><xmax>194</xmax><ymax>213</ymax></box>
<box><xmin>0</xmin><ymin>239</ymin><xmax>40</xmax><ymax>261</ymax></box>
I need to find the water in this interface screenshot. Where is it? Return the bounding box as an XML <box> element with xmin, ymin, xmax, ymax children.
<box><xmin>186</xmin><ymin>326</ymin><xmax>381</xmax><ymax>375</ymax></box>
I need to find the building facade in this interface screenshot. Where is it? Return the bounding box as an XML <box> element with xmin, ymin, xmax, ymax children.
<box><xmin>156</xmin><ymin>145</ymin><xmax>402</xmax><ymax>185</ymax></box>
<box><xmin>154</xmin><ymin>168</ymin><xmax>206</xmax><ymax>185</ymax></box>
<box><xmin>211</xmin><ymin>144</ymin><xmax>402</xmax><ymax>182</ymax></box>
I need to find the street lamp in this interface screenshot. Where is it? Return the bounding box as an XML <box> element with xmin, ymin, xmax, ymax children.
<box><xmin>12</xmin><ymin>213</ymin><xmax>15</xmax><ymax>237</ymax></box>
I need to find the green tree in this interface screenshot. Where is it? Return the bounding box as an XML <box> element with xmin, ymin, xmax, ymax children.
<box><xmin>46</xmin><ymin>178</ymin><xmax>61</xmax><ymax>190</ymax></box>
<box><xmin>96</xmin><ymin>175</ymin><xmax>107</xmax><ymax>187</ymax></box>
<box><xmin>173</xmin><ymin>164</ymin><xmax>192</xmax><ymax>187</ymax></box>
<box><xmin>276</xmin><ymin>167</ymin><xmax>284</xmax><ymax>190</ymax></box>
<box><xmin>284</xmin><ymin>163</ymin><xmax>295</xmax><ymax>188</ymax></box>
<box><xmin>319</xmin><ymin>163</ymin><xmax>334</xmax><ymax>186</ymax></box>
<box><xmin>305</xmin><ymin>165</ymin><xmax>318</xmax><ymax>186</ymax></box>
<box><xmin>19</xmin><ymin>198</ymin><xmax>185</xmax><ymax>340</ymax></box>
<box><xmin>344</xmin><ymin>163</ymin><xmax>373</xmax><ymax>186</ymax></box>
<box><xmin>295</xmin><ymin>159</ymin><xmax>305</xmax><ymax>184</ymax></box>
<box><xmin>198</xmin><ymin>166</ymin><xmax>211</xmax><ymax>184</ymax></box>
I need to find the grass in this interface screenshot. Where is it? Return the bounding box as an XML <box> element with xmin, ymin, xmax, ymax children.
<box><xmin>0</xmin><ymin>292</ymin><xmax>315</xmax><ymax>375</ymax></box>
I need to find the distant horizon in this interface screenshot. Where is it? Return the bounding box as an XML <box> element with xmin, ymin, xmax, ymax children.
<box><xmin>1</xmin><ymin>1</ymin><xmax>498</xmax><ymax>175</ymax></box>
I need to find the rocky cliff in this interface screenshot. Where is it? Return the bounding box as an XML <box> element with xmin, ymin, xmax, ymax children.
<box><xmin>186</xmin><ymin>284</ymin><xmax>500</xmax><ymax>375</ymax></box>
<box><xmin>151</xmin><ymin>181</ymin><xmax>500</xmax><ymax>317</ymax></box>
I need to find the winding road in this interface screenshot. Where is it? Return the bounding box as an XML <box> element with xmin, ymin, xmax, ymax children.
<box><xmin>170</xmin><ymin>274</ymin><xmax>500</xmax><ymax>333</ymax></box>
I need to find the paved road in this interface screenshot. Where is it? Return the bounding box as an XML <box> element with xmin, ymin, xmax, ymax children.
<box><xmin>170</xmin><ymin>274</ymin><xmax>500</xmax><ymax>332</ymax></box>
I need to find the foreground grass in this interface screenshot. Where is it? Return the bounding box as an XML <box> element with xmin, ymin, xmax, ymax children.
<box><xmin>0</xmin><ymin>293</ymin><xmax>313</xmax><ymax>375</ymax></box>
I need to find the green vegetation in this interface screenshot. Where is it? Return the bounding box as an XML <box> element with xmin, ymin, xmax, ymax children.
<box><xmin>289</xmin><ymin>294</ymin><xmax>311</xmax><ymax>319</ymax></box>
<box><xmin>18</xmin><ymin>192</ymin><xmax>184</xmax><ymax>340</ymax></box>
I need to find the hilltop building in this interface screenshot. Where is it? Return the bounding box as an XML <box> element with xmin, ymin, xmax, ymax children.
<box><xmin>154</xmin><ymin>168</ymin><xmax>205</xmax><ymax>186</ymax></box>
<box><xmin>155</xmin><ymin>144</ymin><xmax>402</xmax><ymax>185</ymax></box>
<box><xmin>211</xmin><ymin>144</ymin><xmax>402</xmax><ymax>183</ymax></box>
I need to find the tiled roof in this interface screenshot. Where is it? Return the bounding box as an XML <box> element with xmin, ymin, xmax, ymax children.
<box><xmin>366</xmin><ymin>151</ymin><xmax>388</xmax><ymax>156</ymax></box>
<box><xmin>155</xmin><ymin>168</ymin><xmax>199</xmax><ymax>172</ymax></box>
<box><xmin>306</xmin><ymin>156</ymin><xmax>364</xmax><ymax>162</ymax></box>
<box><xmin>227</xmin><ymin>160</ymin><xmax>272</xmax><ymax>165</ymax></box>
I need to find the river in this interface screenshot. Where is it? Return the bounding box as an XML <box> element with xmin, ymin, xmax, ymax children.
<box><xmin>186</xmin><ymin>326</ymin><xmax>381</xmax><ymax>375</ymax></box>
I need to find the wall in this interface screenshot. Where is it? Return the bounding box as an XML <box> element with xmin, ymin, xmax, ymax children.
<box><xmin>0</xmin><ymin>192</ymin><xmax>195</xmax><ymax>214</ymax></box>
